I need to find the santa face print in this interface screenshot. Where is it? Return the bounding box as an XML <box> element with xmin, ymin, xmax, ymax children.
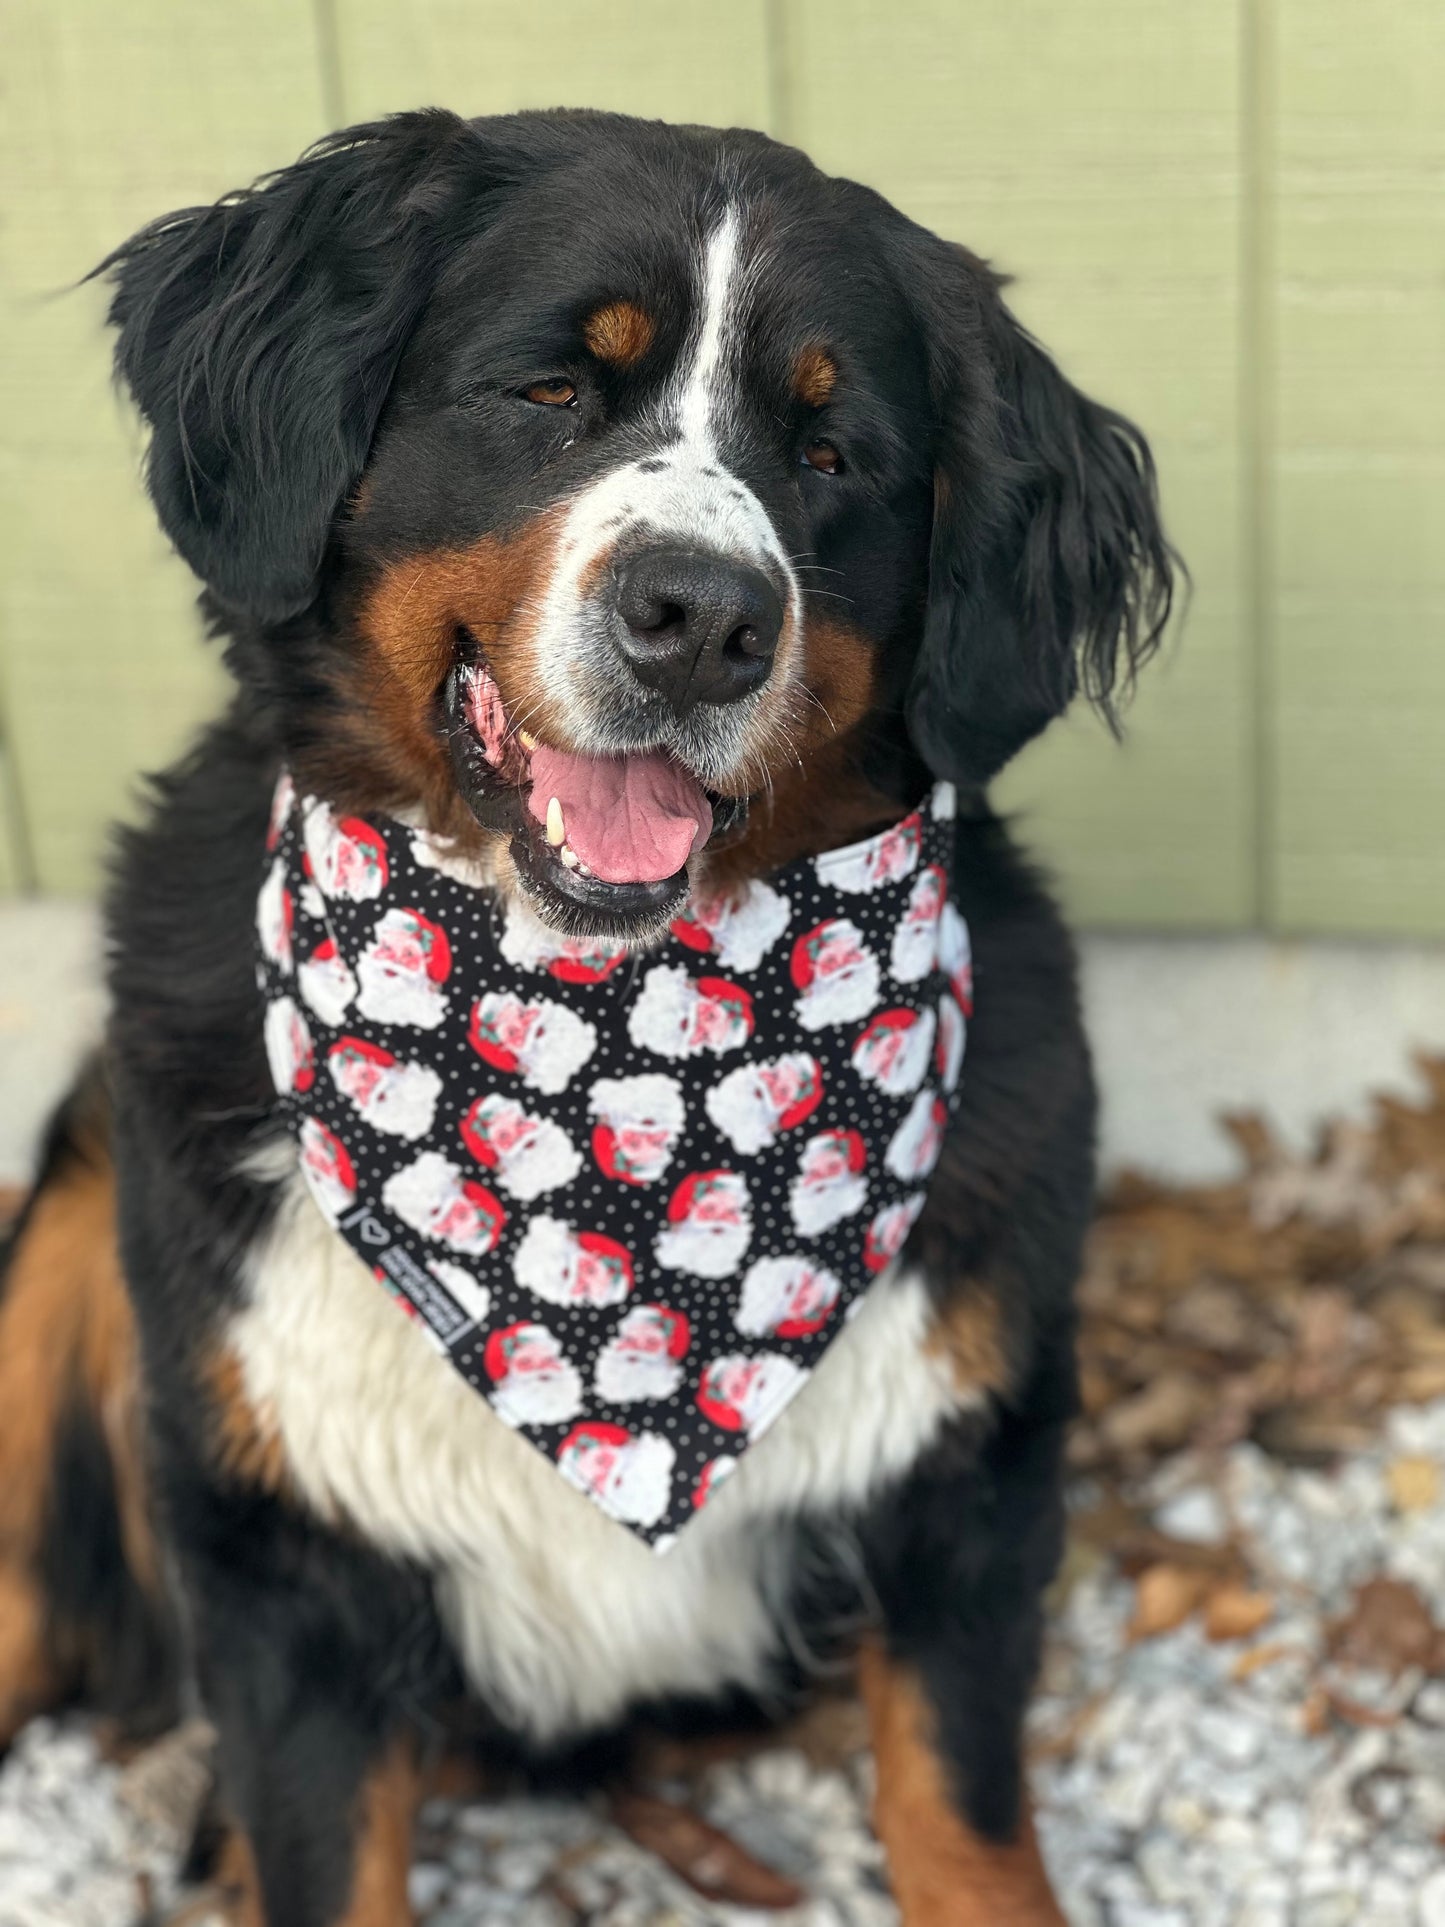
<box><xmin>498</xmin><ymin>900</ymin><xmax>626</xmax><ymax>984</ymax></box>
<box><xmin>938</xmin><ymin>901</ymin><xmax>973</xmax><ymax>1013</ymax></box>
<box><xmin>460</xmin><ymin>1095</ymin><xmax>581</xmax><ymax>1201</ymax></box>
<box><xmin>815</xmin><ymin>810</ymin><xmax>921</xmax><ymax>895</ymax></box>
<box><xmin>885</xmin><ymin>1088</ymin><xmax>948</xmax><ymax>1184</ymax></box>
<box><xmin>297</xmin><ymin>1117</ymin><xmax>356</xmax><ymax>1224</ymax></box>
<box><xmin>790</xmin><ymin>918</ymin><xmax>881</xmax><ymax>1032</ymax></box>
<box><xmin>297</xmin><ymin>939</ymin><xmax>356</xmax><ymax>1026</ymax></box>
<box><xmin>326</xmin><ymin>1038</ymin><xmax>441</xmax><ymax>1141</ymax></box>
<box><xmin>788</xmin><ymin>1128</ymin><xmax>869</xmax><ymax>1236</ymax></box>
<box><xmin>863</xmin><ymin>1192</ymin><xmax>927</xmax><ymax>1274</ymax></box>
<box><xmin>259</xmin><ymin>768</ymin><xmax>971</xmax><ymax>1547</ymax></box>
<box><xmin>257</xmin><ymin>859</ymin><xmax>294</xmax><ymax>973</ymax></box>
<box><xmin>851</xmin><ymin>1007</ymin><xmax>937</xmax><ymax>1098</ymax></box>
<box><xmin>557</xmin><ymin>1424</ymin><xmax>675</xmax><ymax>1529</ymax></box>
<box><xmin>264</xmin><ymin>996</ymin><xmax>314</xmax><ymax>1097</ymax></box>
<box><xmin>593</xmin><ymin>1305</ymin><xmax>690</xmax><ymax>1404</ymax></box>
<box><xmin>705</xmin><ymin>1052</ymin><xmax>824</xmax><ymax>1156</ymax></box>
<box><xmin>302</xmin><ymin>802</ymin><xmax>389</xmax><ymax>901</ymax></box>
<box><xmin>469</xmin><ymin>992</ymin><xmax>596</xmax><ymax>1095</ymax></box>
<box><xmin>382</xmin><ymin>1150</ymin><xmax>506</xmax><ymax>1256</ymax></box>
<box><xmin>697</xmin><ymin>1352</ymin><xmax>806</xmax><ymax>1440</ymax></box>
<box><xmin>485</xmin><ymin>1321</ymin><xmax>583</xmax><ymax>1429</ymax></box>
<box><xmin>654</xmin><ymin>1171</ymin><xmax>752</xmax><ymax>1279</ymax></box>
<box><xmin>512</xmin><ymin>1216</ymin><xmax>635</xmax><ymax>1308</ymax></box>
<box><xmin>426</xmin><ymin>1259</ymin><xmax>492</xmax><ymax>1330</ymax></box>
<box><xmin>890</xmin><ymin>865</ymin><xmax>947</xmax><ymax>984</ymax></box>
<box><xmin>356</xmin><ymin>907</ymin><xmax>451</xmax><ymax>1030</ymax></box>
<box><xmin>589</xmin><ymin>1075</ymin><xmax>685</xmax><ymax>1186</ymax></box>
<box><xmin>628</xmin><ymin>966</ymin><xmax>754</xmax><ymax>1061</ymax></box>
<box><xmin>935</xmin><ymin>993</ymin><xmax>966</xmax><ymax>1094</ymax></box>
<box><xmin>669</xmin><ymin>880</ymin><xmax>791</xmax><ymax>974</ymax></box>
<box><xmin>736</xmin><ymin>1256</ymin><xmax>843</xmax><ymax>1340</ymax></box>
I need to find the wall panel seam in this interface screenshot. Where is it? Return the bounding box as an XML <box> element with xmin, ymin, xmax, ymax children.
<box><xmin>1240</xmin><ymin>0</ymin><xmax>1277</xmax><ymax>930</ymax></box>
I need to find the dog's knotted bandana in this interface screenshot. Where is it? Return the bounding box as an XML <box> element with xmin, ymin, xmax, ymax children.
<box><xmin>255</xmin><ymin>774</ymin><xmax>970</xmax><ymax>1547</ymax></box>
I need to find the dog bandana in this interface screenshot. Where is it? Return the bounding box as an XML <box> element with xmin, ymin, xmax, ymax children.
<box><xmin>256</xmin><ymin>774</ymin><xmax>970</xmax><ymax>1548</ymax></box>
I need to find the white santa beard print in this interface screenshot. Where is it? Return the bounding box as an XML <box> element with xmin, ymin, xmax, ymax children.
<box><xmin>263</xmin><ymin>998</ymin><xmax>310</xmax><ymax>1095</ymax></box>
<box><xmin>356</xmin><ymin>955</ymin><xmax>448</xmax><ymax>1030</ymax></box>
<box><xmin>794</xmin><ymin>956</ymin><xmax>881</xmax><ymax>1032</ymax></box>
<box><xmin>492</xmin><ymin>1364</ymin><xmax>583</xmax><ymax>1429</ymax></box>
<box><xmin>854</xmin><ymin>1010</ymin><xmax>936</xmax><ymax>1096</ymax></box>
<box><xmin>512</xmin><ymin>1217</ymin><xmax>630</xmax><ymax>1307</ymax></box>
<box><xmin>297</xmin><ymin>954</ymin><xmax>356</xmax><ymax>1026</ymax></box>
<box><xmin>338</xmin><ymin>1063</ymin><xmax>442</xmax><ymax>1140</ymax></box>
<box><xmin>707</xmin><ymin>883</ymin><xmax>790</xmax><ymax>971</ymax></box>
<box><xmin>654</xmin><ymin>1216</ymin><xmax>752</xmax><ymax>1279</ymax></box>
<box><xmin>593</xmin><ymin>1348</ymin><xmax>685</xmax><ymax>1405</ymax></box>
<box><xmin>427</xmin><ymin>1260</ymin><xmax>492</xmax><ymax>1329</ymax></box>
<box><xmin>885</xmin><ymin>1089</ymin><xmax>945</xmax><ymax>1183</ymax></box>
<box><xmin>491</xmin><ymin>1120</ymin><xmax>582</xmax><ymax>1201</ymax></box>
<box><xmin>789</xmin><ymin>1170</ymin><xmax>869</xmax><ymax>1237</ymax></box>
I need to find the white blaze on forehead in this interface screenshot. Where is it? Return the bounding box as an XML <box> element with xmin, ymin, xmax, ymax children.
<box><xmin>675</xmin><ymin>204</ymin><xmax>743</xmax><ymax>451</ymax></box>
<box><xmin>531</xmin><ymin>204</ymin><xmax>797</xmax><ymax>730</ymax></box>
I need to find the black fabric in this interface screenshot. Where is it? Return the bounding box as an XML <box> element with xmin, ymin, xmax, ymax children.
<box><xmin>255</xmin><ymin>777</ymin><xmax>970</xmax><ymax>1546</ymax></box>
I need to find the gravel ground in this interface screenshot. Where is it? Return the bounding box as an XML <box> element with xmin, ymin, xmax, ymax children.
<box><xmin>6</xmin><ymin>1403</ymin><xmax>1445</xmax><ymax>1925</ymax></box>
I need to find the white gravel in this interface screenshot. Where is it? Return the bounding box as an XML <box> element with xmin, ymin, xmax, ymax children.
<box><xmin>7</xmin><ymin>1404</ymin><xmax>1445</xmax><ymax>1924</ymax></box>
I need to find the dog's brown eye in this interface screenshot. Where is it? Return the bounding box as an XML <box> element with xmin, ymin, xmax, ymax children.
<box><xmin>802</xmin><ymin>440</ymin><xmax>843</xmax><ymax>476</ymax></box>
<box><xmin>523</xmin><ymin>379</ymin><xmax>577</xmax><ymax>407</ymax></box>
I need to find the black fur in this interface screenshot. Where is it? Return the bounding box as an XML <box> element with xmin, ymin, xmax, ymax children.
<box><xmin>20</xmin><ymin>106</ymin><xmax>1180</xmax><ymax>1918</ymax></box>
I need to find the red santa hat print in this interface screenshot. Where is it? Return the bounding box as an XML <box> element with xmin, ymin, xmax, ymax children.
<box><xmin>789</xmin><ymin>918</ymin><xmax>881</xmax><ymax>1032</ymax></box>
<box><xmin>626</xmin><ymin>965</ymin><xmax>754</xmax><ymax>1061</ymax></box>
<box><xmin>735</xmin><ymin>1256</ymin><xmax>843</xmax><ymax>1340</ymax></box>
<box><xmin>302</xmin><ymin>802</ymin><xmax>389</xmax><ymax>901</ymax></box>
<box><xmin>556</xmin><ymin>1421</ymin><xmax>675</xmax><ymax>1528</ymax></box>
<box><xmin>653</xmin><ymin>1170</ymin><xmax>752</xmax><ymax>1279</ymax></box>
<box><xmin>484</xmin><ymin>1320</ymin><xmax>584</xmax><ymax>1429</ymax></box>
<box><xmin>297</xmin><ymin>1116</ymin><xmax>356</xmax><ymax>1223</ymax></box>
<box><xmin>356</xmin><ymin>907</ymin><xmax>452</xmax><ymax>1030</ymax></box>
<box><xmin>511</xmin><ymin>1215</ymin><xmax>635</xmax><ymax>1307</ymax></box>
<box><xmin>850</xmin><ymin>1006</ymin><xmax>936</xmax><ymax>1097</ymax></box>
<box><xmin>704</xmin><ymin>1053</ymin><xmax>824</xmax><ymax>1156</ymax></box>
<box><xmin>696</xmin><ymin>1351</ymin><xmax>807</xmax><ymax>1440</ymax></box>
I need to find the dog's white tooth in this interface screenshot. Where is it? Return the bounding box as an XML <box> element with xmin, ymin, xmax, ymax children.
<box><xmin>518</xmin><ymin>729</ymin><xmax>538</xmax><ymax>752</ymax></box>
<box><xmin>559</xmin><ymin>844</ymin><xmax>580</xmax><ymax>870</ymax></box>
<box><xmin>545</xmin><ymin>796</ymin><xmax>565</xmax><ymax>846</ymax></box>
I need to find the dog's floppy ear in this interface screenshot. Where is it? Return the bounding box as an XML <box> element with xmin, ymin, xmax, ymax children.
<box><xmin>906</xmin><ymin>247</ymin><xmax>1178</xmax><ymax>789</ymax></box>
<box><xmin>96</xmin><ymin>110</ymin><xmax>498</xmax><ymax>623</ymax></box>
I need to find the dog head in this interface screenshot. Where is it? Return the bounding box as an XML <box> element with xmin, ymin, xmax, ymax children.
<box><xmin>101</xmin><ymin>109</ymin><xmax>1175</xmax><ymax>941</ymax></box>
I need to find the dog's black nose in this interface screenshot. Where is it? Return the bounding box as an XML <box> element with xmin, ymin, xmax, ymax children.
<box><xmin>613</xmin><ymin>549</ymin><xmax>783</xmax><ymax>711</ymax></box>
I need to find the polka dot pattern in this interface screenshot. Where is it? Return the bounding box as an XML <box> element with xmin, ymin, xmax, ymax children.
<box><xmin>255</xmin><ymin>780</ymin><xmax>970</xmax><ymax>1547</ymax></box>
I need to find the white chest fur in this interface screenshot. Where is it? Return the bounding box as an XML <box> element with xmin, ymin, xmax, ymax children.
<box><xmin>229</xmin><ymin>1170</ymin><xmax>973</xmax><ymax>1744</ymax></box>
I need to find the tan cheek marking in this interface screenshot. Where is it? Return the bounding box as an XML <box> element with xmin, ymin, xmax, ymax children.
<box><xmin>584</xmin><ymin>300</ymin><xmax>656</xmax><ymax>368</ymax></box>
<box><xmin>925</xmin><ymin>1288</ymin><xmax>1010</xmax><ymax>1402</ymax></box>
<box><xmin>306</xmin><ymin>510</ymin><xmax>566</xmax><ymax>836</ymax></box>
<box><xmin>0</xmin><ymin>1567</ymin><xmax>56</xmax><ymax>1748</ymax></box>
<box><xmin>859</xmin><ymin>1644</ymin><xmax>1066</xmax><ymax>1927</ymax></box>
<box><xmin>206</xmin><ymin>1348</ymin><xmax>289</xmax><ymax>1495</ymax></box>
<box><xmin>792</xmin><ymin>344</ymin><xmax>837</xmax><ymax>408</ymax></box>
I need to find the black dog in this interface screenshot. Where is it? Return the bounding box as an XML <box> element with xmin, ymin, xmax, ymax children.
<box><xmin>0</xmin><ymin>108</ymin><xmax>1173</xmax><ymax>1925</ymax></box>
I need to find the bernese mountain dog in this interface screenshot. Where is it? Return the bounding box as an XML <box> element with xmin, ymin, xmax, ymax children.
<box><xmin>0</xmin><ymin>108</ymin><xmax>1175</xmax><ymax>1925</ymax></box>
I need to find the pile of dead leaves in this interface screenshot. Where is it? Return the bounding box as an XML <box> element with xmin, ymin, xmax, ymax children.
<box><xmin>1072</xmin><ymin>1056</ymin><xmax>1445</xmax><ymax>1479</ymax></box>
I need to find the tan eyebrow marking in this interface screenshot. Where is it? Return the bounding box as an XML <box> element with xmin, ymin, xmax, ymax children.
<box><xmin>583</xmin><ymin>300</ymin><xmax>657</xmax><ymax>369</ymax></box>
<box><xmin>792</xmin><ymin>344</ymin><xmax>837</xmax><ymax>408</ymax></box>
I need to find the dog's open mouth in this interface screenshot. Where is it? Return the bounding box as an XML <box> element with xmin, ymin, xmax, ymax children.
<box><xmin>443</xmin><ymin>654</ymin><xmax>746</xmax><ymax>934</ymax></box>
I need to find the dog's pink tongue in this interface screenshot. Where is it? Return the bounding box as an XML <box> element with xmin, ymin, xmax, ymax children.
<box><xmin>526</xmin><ymin>746</ymin><xmax>712</xmax><ymax>884</ymax></box>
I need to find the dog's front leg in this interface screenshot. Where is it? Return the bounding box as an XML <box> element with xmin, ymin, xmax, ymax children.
<box><xmin>857</xmin><ymin>1388</ymin><xmax>1072</xmax><ymax>1926</ymax></box>
<box><xmin>174</xmin><ymin>1485</ymin><xmax>424</xmax><ymax>1927</ymax></box>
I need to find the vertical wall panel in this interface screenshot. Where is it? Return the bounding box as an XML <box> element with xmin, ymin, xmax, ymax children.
<box><xmin>0</xmin><ymin>1</ymin><xmax>330</xmax><ymax>891</ymax></box>
<box><xmin>336</xmin><ymin>1</ymin><xmax>773</xmax><ymax>127</ymax></box>
<box><xmin>777</xmin><ymin>0</ymin><xmax>1251</xmax><ymax>929</ymax></box>
<box><xmin>1269</xmin><ymin>0</ymin><xmax>1445</xmax><ymax>933</ymax></box>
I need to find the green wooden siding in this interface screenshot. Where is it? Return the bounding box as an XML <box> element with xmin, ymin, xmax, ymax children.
<box><xmin>0</xmin><ymin>0</ymin><xmax>1439</xmax><ymax>933</ymax></box>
